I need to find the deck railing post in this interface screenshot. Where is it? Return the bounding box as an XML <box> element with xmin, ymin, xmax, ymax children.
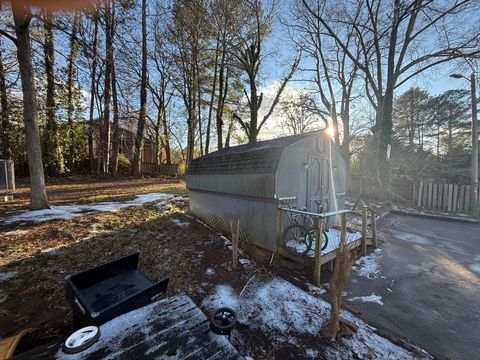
<box><xmin>361</xmin><ymin>206</ymin><xmax>368</xmax><ymax>255</ymax></box>
<box><xmin>229</xmin><ymin>218</ymin><xmax>240</xmax><ymax>270</ymax></box>
<box><xmin>371</xmin><ymin>209</ymin><xmax>377</xmax><ymax>248</ymax></box>
<box><xmin>313</xmin><ymin>217</ymin><xmax>324</xmax><ymax>287</ymax></box>
<box><xmin>340</xmin><ymin>212</ymin><xmax>347</xmax><ymax>245</ymax></box>
<box><xmin>275</xmin><ymin>207</ymin><xmax>284</xmax><ymax>266</ymax></box>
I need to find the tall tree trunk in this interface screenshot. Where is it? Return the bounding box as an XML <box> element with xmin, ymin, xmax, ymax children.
<box><xmin>13</xmin><ymin>7</ymin><xmax>49</xmax><ymax>209</ymax></box>
<box><xmin>111</xmin><ymin>60</ymin><xmax>120</xmax><ymax>177</ymax></box>
<box><xmin>377</xmin><ymin>0</ymin><xmax>400</xmax><ymax>191</ymax></box>
<box><xmin>66</xmin><ymin>12</ymin><xmax>80</xmax><ymax>172</ymax></box>
<box><xmin>216</xmin><ymin>63</ymin><xmax>228</xmax><ymax>150</ymax></box>
<box><xmin>100</xmin><ymin>0</ymin><xmax>113</xmax><ymax>176</ymax></box>
<box><xmin>162</xmin><ymin>106</ymin><xmax>171</xmax><ymax>164</ymax></box>
<box><xmin>248</xmin><ymin>76</ymin><xmax>259</xmax><ymax>143</ymax></box>
<box><xmin>42</xmin><ymin>10</ymin><xmax>63</xmax><ymax>177</ymax></box>
<box><xmin>225</xmin><ymin>118</ymin><xmax>233</xmax><ymax>148</ymax></box>
<box><xmin>0</xmin><ymin>42</ymin><xmax>10</xmax><ymax>160</ymax></box>
<box><xmin>110</xmin><ymin>2</ymin><xmax>120</xmax><ymax>178</ymax></box>
<box><xmin>205</xmin><ymin>40</ymin><xmax>219</xmax><ymax>154</ymax></box>
<box><xmin>153</xmin><ymin>111</ymin><xmax>161</xmax><ymax>165</ymax></box>
<box><xmin>186</xmin><ymin>101</ymin><xmax>196</xmax><ymax>164</ymax></box>
<box><xmin>132</xmin><ymin>0</ymin><xmax>148</xmax><ymax>176</ymax></box>
<box><xmin>195</xmin><ymin>51</ymin><xmax>203</xmax><ymax>157</ymax></box>
<box><xmin>88</xmin><ymin>12</ymin><xmax>99</xmax><ymax>174</ymax></box>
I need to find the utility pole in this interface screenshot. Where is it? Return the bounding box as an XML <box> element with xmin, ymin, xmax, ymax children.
<box><xmin>450</xmin><ymin>72</ymin><xmax>478</xmax><ymax>216</ymax></box>
<box><xmin>471</xmin><ymin>73</ymin><xmax>478</xmax><ymax>216</ymax></box>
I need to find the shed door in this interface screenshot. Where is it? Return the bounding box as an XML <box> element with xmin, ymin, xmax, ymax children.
<box><xmin>306</xmin><ymin>155</ymin><xmax>329</xmax><ymax>213</ymax></box>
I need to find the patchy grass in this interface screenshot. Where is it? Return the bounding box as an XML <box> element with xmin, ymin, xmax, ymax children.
<box><xmin>0</xmin><ymin>187</ymin><xmax>259</xmax><ymax>354</ymax></box>
<box><xmin>0</xmin><ymin>176</ymin><xmax>186</xmax><ymax>214</ymax></box>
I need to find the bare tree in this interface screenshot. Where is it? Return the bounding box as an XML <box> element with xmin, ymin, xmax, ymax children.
<box><xmin>66</xmin><ymin>12</ymin><xmax>81</xmax><ymax>171</ymax></box>
<box><xmin>231</xmin><ymin>0</ymin><xmax>300</xmax><ymax>143</ymax></box>
<box><xmin>42</xmin><ymin>9</ymin><xmax>64</xmax><ymax>176</ymax></box>
<box><xmin>0</xmin><ymin>40</ymin><xmax>11</xmax><ymax>160</ymax></box>
<box><xmin>301</xmin><ymin>0</ymin><xmax>480</xmax><ymax>188</ymax></box>
<box><xmin>111</xmin><ymin>55</ymin><xmax>121</xmax><ymax>176</ymax></box>
<box><xmin>149</xmin><ymin>19</ymin><xmax>173</xmax><ymax>165</ymax></box>
<box><xmin>98</xmin><ymin>0</ymin><xmax>113</xmax><ymax>176</ymax></box>
<box><xmin>291</xmin><ymin>1</ymin><xmax>360</xmax><ymax>162</ymax></box>
<box><xmin>12</xmin><ymin>4</ymin><xmax>49</xmax><ymax>209</ymax></box>
<box><xmin>277</xmin><ymin>92</ymin><xmax>321</xmax><ymax>135</ymax></box>
<box><xmin>169</xmin><ymin>0</ymin><xmax>207</xmax><ymax>163</ymax></box>
<box><xmin>86</xmin><ymin>10</ymin><xmax>99</xmax><ymax>174</ymax></box>
<box><xmin>132</xmin><ymin>0</ymin><xmax>148</xmax><ymax>176</ymax></box>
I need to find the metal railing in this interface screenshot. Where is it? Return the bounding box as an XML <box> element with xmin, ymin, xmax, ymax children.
<box><xmin>275</xmin><ymin>204</ymin><xmax>377</xmax><ymax>286</ymax></box>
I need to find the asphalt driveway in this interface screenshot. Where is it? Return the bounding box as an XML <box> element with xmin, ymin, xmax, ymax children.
<box><xmin>344</xmin><ymin>213</ymin><xmax>480</xmax><ymax>360</ymax></box>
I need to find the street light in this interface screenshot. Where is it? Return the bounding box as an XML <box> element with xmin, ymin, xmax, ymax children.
<box><xmin>450</xmin><ymin>72</ymin><xmax>478</xmax><ymax>216</ymax></box>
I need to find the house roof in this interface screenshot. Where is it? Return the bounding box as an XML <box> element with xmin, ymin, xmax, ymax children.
<box><xmin>187</xmin><ymin>131</ymin><xmax>323</xmax><ymax>175</ymax></box>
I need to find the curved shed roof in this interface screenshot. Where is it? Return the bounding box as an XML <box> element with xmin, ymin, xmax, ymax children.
<box><xmin>187</xmin><ymin>131</ymin><xmax>321</xmax><ymax>175</ymax></box>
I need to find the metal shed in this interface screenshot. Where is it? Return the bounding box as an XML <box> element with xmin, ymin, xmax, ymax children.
<box><xmin>186</xmin><ymin>130</ymin><xmax>348</xmax><ymax>252</ymax></box>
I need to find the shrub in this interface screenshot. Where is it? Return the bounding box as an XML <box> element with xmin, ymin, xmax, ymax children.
<box><xmin>117</xmin><ymin>153</ymin><xmax>131</xmax><ymax>175</ymax></box>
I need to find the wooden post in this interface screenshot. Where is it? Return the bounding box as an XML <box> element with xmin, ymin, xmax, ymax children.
<box><xmin>427</xmin><ymin>182</ymin><xmax>432</xmax><ymax>209</ymax></box>
<box><xmin>458</xmin><ymin>185</ymin><xmax>466</xmax><ymax>212</ymax></box>
<box><xmin>452</xmin><ymin>184</ymin><xmax>458</xmax><ymax>213</ymax></box>
<box><xmin>443</xmin><ymin>183</ymin><xmax>449</xmax><ymax>210</ymax></box>
<box><xmin>417</xmin><ymin>181</ymin><xmax>424</xmax><ymax>207</ymax></box>
<box><xmin>313</xmin><ymin>217</ymin><xmax>324</xmax><ymax>287</ymax></box>
<box><xmin>361</xmin><ymin>206</ymin><xmax>367</xmax><ymax>255</ymax></box>
<box><xmin>275</xmin><ymin>208</ymin><xmax>284</xmax><ymax>265</ymax></box>
<box><xmin>230</xmin><ymin>218</ymin><xmax>240</xmax><ymax>270</ymax></box>
<box><xmin>371</xmin><ymin>209</ymin><xmax>377</xmax><ymax>248</ymax></box>
<box><xmin>448</xmin><ymin>184</ymin><xmax>453</xmax><ymax>212</ymax></box>
<box><xmin>465</xmin><ymin>185</ymin><xmax>471</xmax><ymax>213</ymax></box>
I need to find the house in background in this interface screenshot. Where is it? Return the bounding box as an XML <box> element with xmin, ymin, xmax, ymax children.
<box><xmin>88</xmin><ymin>119</ymin><xmax>158</xmax><ymax>166</ymax></box>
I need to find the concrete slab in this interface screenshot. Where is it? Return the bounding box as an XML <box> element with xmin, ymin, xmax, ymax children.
<box><xmin>344</xmin><ymin>213</ymin><xmax>480</xmax><ymax>360</ymax></box>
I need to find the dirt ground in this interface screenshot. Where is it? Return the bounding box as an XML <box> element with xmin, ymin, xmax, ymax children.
<box><xmin>1</xmin><ymin>177</ymin><xmax>329</xmax><ymax>359</ymax></box>
<box><xmin>1</xmin><ymin>176</ymin><xmax>186</xmax><ymax>216</ymax></box>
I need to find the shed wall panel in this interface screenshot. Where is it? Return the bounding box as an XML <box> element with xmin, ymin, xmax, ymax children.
<box><xmin>186</xmin><ymin>173</ymin><xmax>276</xmax><ymax>198</ymax></box>
<box><xmin>189</xmin><ymin>190</ymin><xmax>278</xmax><ymax>251</ymax></box>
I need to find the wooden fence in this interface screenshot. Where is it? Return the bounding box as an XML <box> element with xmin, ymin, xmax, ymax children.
<box><xmin>415</xmin><ymin>181</ymin><xmax>479</xmax><ymax>214</ymax></box>
<box><xmin>141</xmin><ymin>163</ymin><xmax>179</xmax><ymax>176</ymax></box>
<box><xmin>350</xmin><ymin>174</ymin><xmax>478</xmax><ymax>215</ymax></box>
<box><xmin>349</xmin><ymin>174</ymin><xmax>414</xmax><ymax>201</ymax></box>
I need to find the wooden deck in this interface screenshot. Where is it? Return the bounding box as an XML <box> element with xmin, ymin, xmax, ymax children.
<box><xmin>276</xmin><ymin>207</ymin><xmax>378</xmax><ymax>286</ymax></box>
<box><xmin>14</xmin><ymin>294</ymin><xmax>244</xmax><ymax>360</ymax></box>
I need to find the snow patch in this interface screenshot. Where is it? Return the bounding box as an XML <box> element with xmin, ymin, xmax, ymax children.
<box><xmin>347</xmin><ymin>294</ymin><xmax>384</xmax><ymax>305</ymax></box>
<box><xmin>220</xmin><ymin>235</ymin><xmax>231</xmax><ymax>246</ymax></box>
<box><xmin>205</xmin><ymin>268</ymin><xmax>215</xmax><ymax>276</ymax></box>
<box><xmin>239</xmin><ymin>258</ymin><xmax>251</xmax><ymax>266</ymax></box>
<box><xmin>307</xmin><ymin>283</ymin><xmax>327</xmax><ymax>295</ymax></box>
<box><xmin>202</xmin><ymin>278</ymin><xmax>428</xmax><ymax>359</ymax></box>
<box><xmin>0</xmin><ymin>271</ymin><xmax>18</xmax><ymax>283</ymax></box>
<box><xmin>203</xmin><ymin>284</ymin><xmax>238</xmax><ymax>310</ymax></box>
<box><xmin>170</xmin><ymin>218</ymin><xmax>190</xmax><ymax>228</ymax></box>
<box><xmin>352</xmin><ymin>248</ymin><xmax>382</xmax><ymax>279</ymax></box>
<box><xmin>41</xmin><ymin>247</ymin><xmax>61</xmax><ymax>255</ymax></box>
<box><xmin>1</xmin><ymin>193</ymin><xmax>175</xmax><ymax>225</ymax></box>
<box><xmin>469</xmin><ymin>263</ymin><xmax>480</xmax><ymax>274</ymax></box>
<box><xmin>305</xmin><ymin>348</ymin><xmax>319</xmax><ymax>358</ymax></box>
<box><xmin>2</xmin><ymin>229</ymin><xmax>30</xmax><ymax>236</ymax></box>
